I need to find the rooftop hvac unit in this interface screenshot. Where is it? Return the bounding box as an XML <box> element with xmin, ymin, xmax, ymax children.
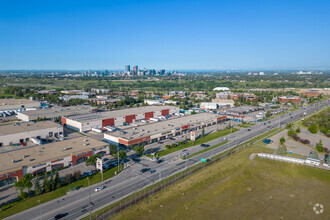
<box><xmin>84</xmin><ymin>139</ymin><xmax>88</xmax><ymax>142</ymax></box>
<box><xmin>12</xmin><ymin>159</ymin><xmax>16</xmax><ymax>163</ymax></box>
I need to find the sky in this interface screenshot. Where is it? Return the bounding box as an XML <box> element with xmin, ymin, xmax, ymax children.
<box><xmin>0</xmin><ymin>0</ymin><xmax>330</xmax><ymax>70</ymax></box>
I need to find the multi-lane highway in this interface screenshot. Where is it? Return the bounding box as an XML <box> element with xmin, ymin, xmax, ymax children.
<box><xmin>6</xmin><ymin>100</ymin><xmax>329</xmax><ymax>220</ymax></box>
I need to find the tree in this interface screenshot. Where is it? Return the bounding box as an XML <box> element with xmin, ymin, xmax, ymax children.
<box><xmin>287</xmin><ymin>128</ymin><xmax>295</xmax><ymax>137</ymax></box>
<box><xmin>43</xmin><ymin>172</ymin><xmax>50</xmax><ymax>193</ymax></box>
<box><xmin>265</xmin><ymin>111</ymin><xmax>271</xmax><ymax>119</ymax></box>
<box><xmin>34</xmin><ymin>175</ymin><xmax>43</xmax><ymax>195</ymax></box>
<box><xmin>14</xmin><ymin>179</ymin><xmax>26</xmax><ymax>198</ymax></box>
<box><xmin>295</xmin><ymin>127</ymin><xmax>301</xmax><ymax>133</ymax></box>
<box><xmin>109</xmin><ymin>145</ymin><xmax>117</xmax><ymax>155</ymax></box>
<box><xmin>23</xmin><ymin>174</ymin><xmax>33</xmax><ymax>195</ymax></box>
<box><xmin>85</xmin><ymin>154</ymin><xmax>101</xmax><ymax>167</ymax></box>
<box><xmin>134</xmin><ymin>145</ymin><xmax>144</xmax><ymax>156</ymax></box>
<box><xmin>276</xmin><ymin>143</ymin><xmax>287</xmax><ymax>155</ymax></box>
<box><xmin>55</xmin><ymin>171</ymin><xmax>61</xmax><ymax>189</ymax></box>
<box><xmin>308</xmin><ymin>124</ymin><xmax>318</xmax><ymax>134</ymax></box>
<box><xmin>280</xmin><ymin>137</ymin><xmax>286</xmax><ymax>145</ymax></box>
<box><xmin>201</xmin><ymin>127</ymin><xmax>205</xmax><ymax>137</ymax></box>
<box><xmin>49</xmin><ymin>171</ymin><xmax>54</xmax><ymax>191</ymax></box>
<box><xmin>234</xmin><ymin>102</ymin><xmax>239</xmax><ymax>107</ymax></box>
<box><xmin>309</xmin><ymin>150</ymin><xmax>319</xmax><ymax>159</ymax></box>
<box><xmin>119</xmin><ymin>150</ymin><xmax>127</xmax><ymax>160</ymax></box>
<box><xmin>74</xmin><ymin>171</ymin><xmax>81</xmax><ymax>180</ymax></box>
<box><xmin>165</xmin><ymin>144</ymin><xmax>171</xmax><ymax>149</ymax></box>
<box><xmin>316</xmin><ymin>140</ymin><xmax>324</xmax><ymax>153</ymax></box>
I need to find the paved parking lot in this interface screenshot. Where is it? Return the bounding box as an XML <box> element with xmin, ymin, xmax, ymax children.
<box><xmin>266</xmin><ymin>129</ymin><xmax>325</xmax><ymax>160</ymax></box>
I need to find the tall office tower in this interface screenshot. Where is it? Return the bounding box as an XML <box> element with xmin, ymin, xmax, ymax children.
<box><xmin>160</xmin><ymin>69</ymin><xmax>165</xmax><ymax>75</ymax></box>
<box><xmin>125</xmin><ymin>65</ymin><xmax>130</xmax><ymax>74</ymax></box>
<box><xmin>133</xmin><ymin>65</ymin><xmax>138</xmax><ymax>75</ymax></box>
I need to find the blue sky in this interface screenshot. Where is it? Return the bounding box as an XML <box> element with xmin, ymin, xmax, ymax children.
<box><xmin>0</xmin><ymin>0</ymin><xmax>329</xmax><ymax>70</ymax></box>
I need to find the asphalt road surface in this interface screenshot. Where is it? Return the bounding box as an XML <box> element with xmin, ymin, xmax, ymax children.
<box><xmin>6</xmin><ymin>100</ymin><xmax>329</xmax><ymax>220</ymax></box>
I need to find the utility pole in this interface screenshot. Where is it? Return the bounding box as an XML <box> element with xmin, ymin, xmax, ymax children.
<box><xmin>38</xmin><ymin>200</ymin><xmax>42</xmax><ymax>220</ymax></box>
<box><xmin>88</xmin><ymin>177</ymin><xmax>91</xmax><ymax>220</ymax></box>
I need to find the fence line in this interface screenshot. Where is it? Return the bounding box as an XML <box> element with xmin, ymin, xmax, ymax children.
<box><xmin>92</xmin><ymin>142</ymin><xmax>251</xmax><ymax>220</ymax></box>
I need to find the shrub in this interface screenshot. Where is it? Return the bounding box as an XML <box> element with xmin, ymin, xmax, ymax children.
<box><xmin>280</xmin><ymin>137</ymin><xmax>285</xmax><ymax>145</ymax></box>
<box><xmin>165</xmin><ymin>145</ymin><xmax>171</xmax><ymax>149</ymax></box>
<box><xmin>171</xmin><ymin>143</ymin><xmax>177</xmax><ymax>148</ymax></box>
<box><xmin>300</xmin><ymin>139</ymin><xmax>310</xmax><ymax>145</ymax></box>
<box><xmin>291</xmin><ymin>134</ymin><xmax>300</xmax><ymax>141</ymax></box>
<box><xmin>308</xmin><ymin>124</ymin><xmax>318</xmax><ymax>134</ymax></box>
<box><xmin>316</xmin><ymin>140</ymin><xmax>324</xmax><ymax>153</ymax></box>
<box><xmin>295</xmin><ymin>127</ymin><xmax>301</xmax><ymax>133</ymax></box>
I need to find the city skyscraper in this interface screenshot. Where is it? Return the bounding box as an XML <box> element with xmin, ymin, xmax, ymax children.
<box><xmin>133</xmin><ymin>65</ymin><xmax>138</xmax><ymax>75</ymax></box>
<box><xmin>125</xmin><ymin>65</ymin><xmax>130</xmax><ymax>74</ymax></box>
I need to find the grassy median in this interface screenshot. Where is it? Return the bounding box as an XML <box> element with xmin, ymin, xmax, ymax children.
<box><xmin>0</xmin><ymin>165</ymin><xmax>122</xmax><ymax>219</ymax></box>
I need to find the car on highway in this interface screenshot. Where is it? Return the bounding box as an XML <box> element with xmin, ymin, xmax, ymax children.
<box><xmin>221</xmin><ymin>137</ymin><xmax>227</xmax><ymax>141</ymax></box>
<box><xmin>181</xmin><ymin>152</ymin><xmax>189</xmax><ymax>157</ymax></box>
<box><xmin>149</xmin><ymin>169</ymin><xmax>156</xmax><ymax>174</ymax></box>
<box><xmin>200</xmin><ymin>144</ymin><xmax>210</xmax><ymax>148</ymax></box>
<box><xmin>248</xmin><ymin>127</ymin><xmax>251</xmax><ymax>131</ymax></box>
<box><xmin>95</xmin><ymin>186</ymin><xmax>106</xmax><ymax>192</ymax></box>
<box><xmin>54</xmin><ymin>213</ymin><xmax>68</xmax><ymax>219</ymax></box>
<box><xmin>140</xmin><ymin>168</ymin><xmax>150</xmax><ymax>173</ymax></box>
<box><xmin>157</xmin><ymin>159</ymin><xmax>164</xmax><ymax>163</ymax></box>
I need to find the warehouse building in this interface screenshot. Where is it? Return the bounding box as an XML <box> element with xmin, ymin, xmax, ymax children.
<box><xmin>104</xmin><ymin>113</ymin><xmax>227</xmax><ymax>147</ymax></box>
<box><xmin>63</xmin><ymin>106</ymin><xmax>179</xmax><ymax>132</ymax></box>
<box><xmin>0</xmin><ymin>98</ymin><xmax>41</xmax><ymax>112</ymax></box>
<box><xmin>17</xmin><ymin>106</ymin><xmax>97</xmax><ymax>122</ymax></box>
<box><xmin>0</xmin><ymin>121</ymin><xmax>63</xmax><ymax>147</ymax></box>
<box><xmin>0</xmin><ymin>137</ymin><xmax>108</xmax><ymax>186</ymax></box>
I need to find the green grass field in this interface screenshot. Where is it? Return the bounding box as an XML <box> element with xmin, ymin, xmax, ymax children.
<box><xmin>111</xmin><ymin>145</ymin><xmax>330</xmax><ymax>220</ymax></box>
<box><xmin>0</xmin><ymin>165</ymin><xmax>122</xmax><ymax>219</ymax></box>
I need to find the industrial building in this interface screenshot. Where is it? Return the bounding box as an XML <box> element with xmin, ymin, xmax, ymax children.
<box><xmin>0</xmin><ymin>98</ymin><xmax>41</xmax><ymax>112</ymax></box>
<box><xmin>0</xmin><ymin>137</ymin><xmax>108</xmax><ymax>185</ymax></box>
<box><xmin>17</xmin><ymin>106</ymin><xmax>97</xmax><ymax>122</ymax></box>
<box><xmin>0</xmin><ymin>121</ymin><xmax>63</xmax><ymax>147</ymax></box>
<box><xmin>63</xmin><ymin>106</ymin><xmax>179</xmax><ymax>132</ymax></box>
<box><xmin>278</xmin><ymin>96</ymin><xmax>301</xmax><ymax>104</ymax></box>
<box><xmin>302</xmin><ymin>90</ymin><xmax>320</xmax><ymax>98</ymax></box>
<box><xmin>200</xmin><ymin>102</ymin><xmax>219</xmax><ymax>110</ymax></box>
<box><xmin>104</xmin><ymin>113</ymin><xmax>227</xmax><ymax>147</ymax></box>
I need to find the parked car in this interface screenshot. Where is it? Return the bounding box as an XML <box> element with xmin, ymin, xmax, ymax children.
<box><xmin>95</xmin><ymin>186</ymin><xmax>106</xmax><ymax>192</ymax></box>
<box><xmin>157</xmin><ymin>159</ymin><xmax>164</xmax><ymax>164</ymax></box>
<box><xmin>140</xmin><ymin>168</ymin><xmax>150</xmax><ymax>173</ymax></box>
<box><xmin>149</xmin><ymin>169</ymin><xmax>156</xmax><ymax>174</ymax></box>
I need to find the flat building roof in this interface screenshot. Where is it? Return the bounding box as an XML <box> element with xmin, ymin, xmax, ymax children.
<box><xmin>0</xmin><ymin>121</ymin><xmax>62</xmax><ymax>136</ymax></box>
<box><xmin>67</xmin><ymin>106</ymin><xmax>179</xmax><ymax>123</ymax></box>
<box><xmin>106</xmin><ymin>113</ymin><xmax>222</xmax><ymax>140</ymax></box>
<box><xmin>0</xmin><ymin>98</ymin><xmax>40</xmax><ymax>106</ymax></box>
<box><xmin>0</xmin><ymin>136</ymin><xmax>107</xmax><ymax>175</ymax></box>
<box><xmin>18</xmin><ymin>106</ymin><xmax>94</xmax><ymax>118</ymax></box>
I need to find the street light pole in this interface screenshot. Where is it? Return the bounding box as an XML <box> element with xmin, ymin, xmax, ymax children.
<box><xmin>88</xmin><ymin>177</ymin><xmax>91</xmax><ymax>220</ymax></box>
<box><xmin>38</xmin><ymin>200</ymin><xmax>42</xmax><ymax>220</ymax></box>
<box><xmin>117</xmin><ymin>145</ymin><xmax>120</xmax><ymax>173</ymax></box>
